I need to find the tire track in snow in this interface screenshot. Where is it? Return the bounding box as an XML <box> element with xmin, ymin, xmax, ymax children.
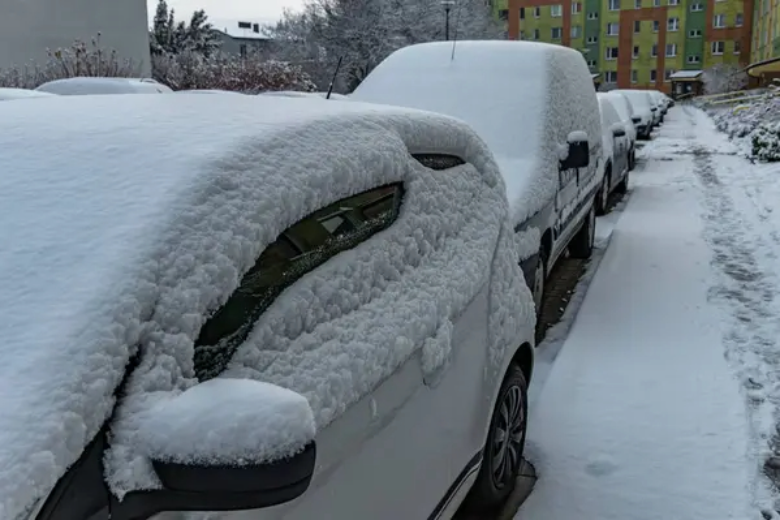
<box><xmin>683</xmin><ymin>107</ymin><xmax>780</xmax><ymax>518</ymax></box>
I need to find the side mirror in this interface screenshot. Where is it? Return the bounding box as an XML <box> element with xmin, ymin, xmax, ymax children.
<box><xmin>611</xmin><ymin>123</ymin><xmax>626</xmax><ymax>137</ymax></box>
<box><xmin>561</xmin><ymin>131</ymin><xmax>590</xmax><ymax>169</ymax></box>
<box><xmin>631</xmin><ymin>116</ymin><xmax>641</xmax><ymax>124</ymax></box>
<box><xmin>112</xmin><ymin>379</ymin><xmax>317</xmax><ymax>520</ymax></box>
<box><xmin>650</xmin><ymin>107</ymin><xmax>658</xmax><ymax>112</ymax></box>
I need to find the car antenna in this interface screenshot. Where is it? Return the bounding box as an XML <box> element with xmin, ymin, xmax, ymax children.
<box><xmin>326</xmin><ymin>56</ymin><xmax>343</xmax><ymax>100</ymax></box>
<box><xmin>451</xmin><ymin>0</ymin><xmax>463</xmax><ymax>60</ymax></box>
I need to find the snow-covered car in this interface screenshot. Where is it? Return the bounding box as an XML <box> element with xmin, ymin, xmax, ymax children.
<box><xmin>615</xmin><ymin>89</ymin><xmax>656</xmax><ymax>139</ymax></box>
<box><xmin>35</xmin><ymin>77</ymin><xmax>173</xmax><ymax>95</ymax></box>
<box><xmin>1</xmin><ymin>93</ymin><xmax>536</xmax><ymax>520</ymax></box>
<box><xmin>647</xmin><ymin>90</ymin><xmax>667</xmax><ymax>122</ymax></box>
<box><xmin>174</xmin><ymin>89</ymin><xmax>246</xmax><ymax>95</ymax></box>
<box><xmin>261</xmin><ymin>91</ymin><xmax>349</xmax><ymax>100</ymax></box>
<box><xmin>595</xmin><ymin>93</ymin><xmax>630</xmax><ymax>214</ymax></box>
<box><xmin>602</xmin><ymin>91</ymin><xmax>637</xmax><ymax>170</ymax></box>
<box><xmin>0</xmin><ymin>87</ymin><xmax>58</xmax><ymax>101</ymax></box>
<box><xmin>351</xmin><ymin>41</ymin><xmax>603</xmax><ymax>326</ymax></box>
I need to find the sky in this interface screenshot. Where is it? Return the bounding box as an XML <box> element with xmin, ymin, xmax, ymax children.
<box><xmin>147</xmin><ymin>0</ymin><xmax>305</xmax><ymax>24</ymax></box>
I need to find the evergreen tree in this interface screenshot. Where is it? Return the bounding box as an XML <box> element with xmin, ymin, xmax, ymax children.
<box><xmin>149</xmin><ymin>0</ymin><xmax>221</xmax><ymax>56</ymax></box>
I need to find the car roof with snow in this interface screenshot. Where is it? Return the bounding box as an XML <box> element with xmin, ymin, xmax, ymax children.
<box><xmin>35</xmin><ymin>77</ymin><xmax>173</xmax><ymax>95</ymax></box>
<box><xmin>0</xmin><ymin>87</ymin><xmax>58</xmax><ymax>100</ymax></box>
<box><xmin>0</xmin><ymin>93</ymin><xmax>504</xmax><ymax>517</ymax></box>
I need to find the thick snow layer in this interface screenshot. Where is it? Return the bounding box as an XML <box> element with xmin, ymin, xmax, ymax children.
<box><xmin>0</xmin><ymin>87</ymin><xmax>57</xmax><ymax>100</ymax></box>
<box><xmin>138</xmin><ymin>379</ymin><xmax>315</xmax><ymax>465</ymax></box>
<box><xmin>0</xmin><ymin>92</ymin><xmax>524</xmax><ymax>513</ymax></box>
<box><xmin>350</xmin><ymin>41</ymin><xmax>602</xmax><ymax>226</ymax></box>
<box><xmin>615</xmin><ymin>89</ymin><xmax>653</xmax><ymax>125</ymax></box>
<box><xmin>174</xmin><ymin>89</ymin><xmax>246</xmax><ymax>95</ymax></box>
<box><xmin>596</xmin><ymin>94</ymin><xmax>622</xmax><ymax>161</ymax></box>
<box><xmin>602</xmin><ymin>92</ymin><xmax>637</xmax><ymax>143</ymax></box>
<box><xmin>262</xmin><ymin>91</ymin><xmax>349</xmax><ymax>100</ymax></box>
<box><xmin>35</xmin><ymin>77</ymin><xmax>173</xmax><ymax>95</ymax></box>
<box><xmin>518</xmin><ymin>107</ymin><xmax>756</xmax><ymax>520</ymax></box>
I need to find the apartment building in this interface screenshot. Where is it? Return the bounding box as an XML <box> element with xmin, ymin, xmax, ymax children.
<box><xmin>745</xmin><ymin>0</ymin><xmax>780</xmax><ymax>83</ymax></box>
<box><xmin>496</xmin><ymin>0</ymin><xmax>752</xmax><ymax>91</ymax></box>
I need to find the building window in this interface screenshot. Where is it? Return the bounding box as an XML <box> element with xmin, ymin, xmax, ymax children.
<box><xmin>691</xmin><ymin>2</ymin><xmax>704</xmax><ymax>10</ymax></box>
<box><xmin>736</xmin><ymin>12</ymin><xmax>743</xmax><ymax>26</ymax></box>
<box><xmin>551</xmin><ymin>27</ymin><xmax>563</xmax><ymax>39</ymax></box>
<box><xmin>654</xmin><ymin>0</ymin><xmax>660</xmax><ymax>6</ymax></box>
<box><xmin>571</xmin><ymin>25</ymin><xmax>582</xmax><ymax>38</ymax></box>
<box><xmin>668</xmin><ymin>17</ymin><xmax>679</xmax><ymax>30</ymax></box>
<box><xmin>634</xmin><ymin>20</ymin><xmax>642</xmax><ymax>32</ymax></box>
<box><xmin>551</xmin><ymin>4</ymin><xmax>563</xmax><ymax>16</ymax></box>
<box><xmin>605</xmin><ymin>47</ymin><xmax>619</xmax><ymax>60</ymax></box>
<box><xmin>572</xmin><ymin>2</ymin><xmax>583</xmax><ymax>13</ymax></box>
<box><xmin>666</xmin><ymin>43</ymin><xmax>677</xmax><ymax>56</ymax></box>
<box><xmin>651</xmin><ymin>44</ymin><xmax>658</xmax><ymax>56</ymax></box>
<box><xmin>239</xmin><ymin>44</ymin><xmax>248</xmax><ymax>58</ymax></box>
<box><xmin>587</xmin><ymin>11</ymin><xmax>599</xmax><ymax>19</ymax></box>
<box><xmin>689</xmin><ymin>29</ymin><xmax>702</xmax><ymax>37</ymax></box>
<box><xmin>587</xmin><ymin>35</ymin><xmax>599</xmax><ymax>43</ymax></box>
<box><xmin>587</xmin><ymin>59</ymin><xmax>597</xmax><ymax>67</ymax></box>
<box><xmin>687</xmin><ymin>54</ymin><xmax>701</xmax><ymax>63</ymax></box>
<box><xmin>713</xmin><ymin>14</ymin><xmax>726</xmax><ymax>28</ymax></box>
<box><xmin>635</xmin><ymin>0</ymin><xmax>642</xmax><ymax>7</ymax></box>
<box><xmin>665</xmin><ymin>69</ymin><xmax>675</xmax><ymax>81</ymax></box>
<box><xmin>633</xmin><ymin>45</ymin><xmax>640</xmax><ymax>58</ymax></box>
<box><xmin>534</xmin><ymin>6</ymin><xmax>541</xmax><ymax>17</ymax></box>
<box><xmin>631</xmin><ymin>70</ymin><xmax>638</xmax><ymax>82</ymax></box>
<box><xmin>607</xmin><ymin>22</ymin><xmax>620</xmax><ymax>35</ymax></box>
<box><xmin>609</xmin><ymin>0</ymin><xmax>620</xmax><ymax>10</ymax></box>
<box><xmin>498</xmin><ymin>9</ymin><xmax>509</xmax><ymax>19</ymax></box>
<box><xmin>605</xmin><ymin>71</ymin><xmax>618</xmax><ymax>82</ymax></box>
<box><xmin>734</xmin><ymin>40</ymin><xmax>741</xmax><ymax>54</ymax></box>
<box><xmin>668</xmin><ymin>0</ymin><xmax>680</xmax><ymax>4</ymax></box>
<box><xmin>653</xmin><ymin>20</ymin><xmax>660</xmax><ymax>32</ymax></box>
<box><xmin>520</xmin><ymin>7</ymin><xmax>525</xmax><ymax>19</ymax></box>
<box><xmin>711</xmin><ymin>40</ymin><xmax>725</xmax><ymax>54</ymax></box>
<box><xmin>650</xmin><ymin>69</ymin><xmax>658</xmax><ymax>81</ymax></box>
<box><xmin>520</xmin><ymin>30</ymin><xmax>526</xmax><ymax>39</ymax></box>
<box><xmin>534</xmin><ymin>28</ymin><xmax>540</xmax><ymax>40</ymax></box>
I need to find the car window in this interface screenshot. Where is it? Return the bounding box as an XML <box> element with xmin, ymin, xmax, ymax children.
<box><xmin>193</xmin><ymin>183</ymin><xmax>404</xmax><ymax>380</ymax></box>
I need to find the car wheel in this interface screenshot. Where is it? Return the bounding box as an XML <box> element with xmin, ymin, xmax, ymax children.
<box><xmin>596</xmin><ymin>170</ymin><xmax>610</xmax><ymax>216</ymax></box>
<box><xmin>465</xmin><ymin>364</ymin><xmax>528</xmax><ymax>510</ymax></box>
<box><xmin>569</xmin><ymin>205</ymin><xmax>595</xmax><ymax>259</ymax></box>
<box><xmin>629</xmin><ymin>148</ymin><xmax>636</xmax><ymax>170</ymax></box>
<box><xmin>616</xmin><ymin>168</ymin><xmax>629</xmax><ymax>195</ymax></box>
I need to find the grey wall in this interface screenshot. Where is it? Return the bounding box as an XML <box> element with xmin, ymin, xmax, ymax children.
<box><xmin>0</xmin><ymin>0</ymin><xmax>151</xmax><ymax>75</ymax></box>
<box><xmin>214</xmin><ymin>32</ymin><xmax>271</xmax><ymax>57</ymax></box>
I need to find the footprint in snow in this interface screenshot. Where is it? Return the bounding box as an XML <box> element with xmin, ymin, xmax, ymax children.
<box><xmin>585</xmin><ymin>457</ymin><xmax>619</xmax><ymax>477</ymax></box>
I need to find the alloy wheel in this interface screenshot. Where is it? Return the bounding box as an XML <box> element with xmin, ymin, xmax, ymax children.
<box><xmin>491</xmin><ymin>384</ymin><xmax>526</xmax><ymax>489</ymax></box>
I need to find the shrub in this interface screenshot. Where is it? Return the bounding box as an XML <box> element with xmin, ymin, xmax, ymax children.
<box><xmin>751</xmin><ymin>122</ymin><xmax>780</xmax><ymax>162</ymax></box>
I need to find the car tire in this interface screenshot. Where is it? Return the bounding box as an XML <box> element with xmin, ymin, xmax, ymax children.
<box><xmin>615</xmin><ymin>168</ymin><xmax>629</xmax><ymax>195</ymax></box>
<box><xmin>596</xmin><ymin>168</ymin><xmax>611</xmax><ymax>216</ymax></box>
<box><xmin>465</xmin><ymin>364</ymin><xmax>528</xmax><ymax>510</ymax></box>
<box><xmin>629</xmin><ymin>148</ymin><xmax>636</xmax><ymax>170</ymax></box>
<box><xmin>569</xmin><ymin>205</ymin><xmax>595</xmax><ymax>260</ymax></box>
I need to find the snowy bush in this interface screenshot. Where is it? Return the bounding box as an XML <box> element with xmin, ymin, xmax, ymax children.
<box><xmin>151</xmin><ymin>51</ymin><xmax>316</xmax><ymax>93</ymax></box>
<box><xmin>751</xmin><ymin>122</ymin><xmax>780</xmax><ymax>162</ymax></box>
<box><xmin>702</xmin><ymin>64</ymin><xmax>748</xmax><ymax>95</ymax></box>
<box><xmin>0</xmin><ymin>34</ymin><xmax>141</xmax><ymax>89</ymax></box>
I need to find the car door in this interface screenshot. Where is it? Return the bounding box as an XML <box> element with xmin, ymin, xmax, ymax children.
<box><xmin>554</xmin><ymin>163</ymin><xmax>579</xmax><ymax>250</ymax></box>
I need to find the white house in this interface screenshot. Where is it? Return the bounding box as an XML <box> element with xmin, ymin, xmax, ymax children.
<box><xmin>0</xmin><ymin>0</ymin><xmax>151</xmax><ymax>75</ymax></box>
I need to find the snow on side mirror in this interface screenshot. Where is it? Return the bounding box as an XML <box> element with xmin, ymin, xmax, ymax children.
<box><xmin>561</xmin><ymin>131</ymin><xmax>590</xmax><ymax>169</ymax></box>
<box><xmin>112</xmin><ymin>379</ymin><xmax>317</xmax><ymax>520</ymax></box>
<box><xmin>611</xmin><ymin>123</ymin><xmax>626</xmax><ymax>137</ymax></box>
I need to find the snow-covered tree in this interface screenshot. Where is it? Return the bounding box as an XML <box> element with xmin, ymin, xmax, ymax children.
<box><xmin>267</xmin><ymin>0</ymin><xmax>502</xmax><ymax>92</ymax></box>
<box><xmin>702</xmin><ymin>63</ymin><xmax>748</xmax><ymax>95</ymax></box>
<box><xmin>149</xmin><ymin>0</ymin><xmax>221</xmax><ymax>56</ymax></box>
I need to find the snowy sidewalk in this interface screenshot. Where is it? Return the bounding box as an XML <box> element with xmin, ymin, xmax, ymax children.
<box><xmin>515</xmin><ymin>107</ymin><xmax>756</xmax><ymax>520</ymax></box>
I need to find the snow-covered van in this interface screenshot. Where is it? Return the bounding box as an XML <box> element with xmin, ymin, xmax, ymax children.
<box><xmin>615</xmin><ymin>89</ymin><xmax>656</xmax><ymax>139</ymax></box>
<box><xmin>352</xmin><ymin>41</ymin><xmax>604</xmax><ymax>324</ymax></box>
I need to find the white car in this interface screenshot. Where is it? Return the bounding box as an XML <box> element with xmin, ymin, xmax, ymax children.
<box><xmin>0</xmin><ymin>87</ymin><xmax>58</xmax><ymax>101</ymax></box>
<box><xmin>1</xmin><ymin>94</ymin><xmax>535</xmax><ymax>520</ymax></box>
<box><xmin>602</xmin><ymin>91</ymin><xmax>637</xmax><ymax>169</ymax></box>
<box><xmin>261</xmin><ymin>91</ymin><xmax>350</xmax><ymax>100</ymax></box>
<box><xmin>614</xmin><ymin>89</ymin><xmax>656</xmax><ymax>140</ymax></box>
<box><xmin>35</xmin><ymin>77</ymin><xmax>173</xmax><ymax>95</ymax></box>
<box><xmin>595</xmin><ymin>93</ymin><xmax>631</xmax><ymax>214</ymax></box>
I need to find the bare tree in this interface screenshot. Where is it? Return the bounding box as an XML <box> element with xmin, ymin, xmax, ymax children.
<box><xmin>702</xmin><ymin>63</ymin><xmax>748</xmax><ymax>95</ymax></box>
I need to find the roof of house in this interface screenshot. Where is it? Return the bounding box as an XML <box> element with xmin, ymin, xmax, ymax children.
<box><xmin>669</xmin><ymin>70</ymin><xmax>703</xmax><ymax>80</ymax></box>
<box><xmin>210</xmin><ymin>18</ymin><xmax>274</xmax><ymax>40</ymax></box>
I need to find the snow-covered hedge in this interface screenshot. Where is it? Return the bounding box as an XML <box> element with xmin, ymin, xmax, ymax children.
<box><xmin>0</xmin><ymin>34</ymin><xmax>316</xmax><ymax>94</ymax></box>
<box><xmin>706</xmin><ymin>90</ymin><xmax>780</xmax><ymax>162</ymax></box>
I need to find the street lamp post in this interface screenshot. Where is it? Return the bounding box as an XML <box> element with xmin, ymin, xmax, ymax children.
<box><xmin>442</xmin><ymin>0</ymin><xmax>455</xmax><ymax>40</ymax></box>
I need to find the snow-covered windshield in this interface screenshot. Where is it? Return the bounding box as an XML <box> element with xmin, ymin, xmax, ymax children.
<box><xmin>352</xmin><ymin>42</ymin><xmax>543</xmax><ymax>164</ymax></box>
<box><xmin>618</xmin><ymin>90</ymin><xmax>652</xmax><ymax>111</ymax></box>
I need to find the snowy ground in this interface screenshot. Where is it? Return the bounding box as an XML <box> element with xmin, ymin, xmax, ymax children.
<box><xmin>515</xmin><ymin>105</ymin><xmax>780</xmax><ymax>520</ymax></box>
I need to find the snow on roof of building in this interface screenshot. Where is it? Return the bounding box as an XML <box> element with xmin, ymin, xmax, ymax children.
<box><xmin>210</xmin><ymin>18</ymin><xmax>275</xmax><ymax>40</ymax></box>
<box><xmin>670</xmin><ymin>70</ymin><xmax>703</xmax><ymax>80</ymax></box>
<box><xmin>0</xmin><ymin>92</ymin><xmax>505</xmax><ymax>517</ymax></box>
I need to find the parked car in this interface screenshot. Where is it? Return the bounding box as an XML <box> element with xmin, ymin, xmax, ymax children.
<box><xmin>647</xmin><ymin>91</ymin><xmax>667</xmax><ymax>122</ymax></box>
<box><xmin>351</xmin><ymin>40</ymin><xmax>603</xmax><ymax>326</ymax></box>
<box><xmin>0</xmin><ymin>88</ymin><xmax>58</xmax><ymax>101</ymax></box>
<box><xmin>595</xmin><ymin>93</ymin><xmax>631</xmax><ymax>214</ymax></box>
<box><xmin>602</xmin><ymin>92</ymin><xmax>637</xmax><ymax>170</ymax></box>
<box><xmin>35</xmin><ymin>77</ymin><xmax>173</xmax><ymax>95</ymax></box>
<box><xmin>1</xmin><ymin>93</ymin><xmax>536</xmax><ymax>520</ymax></box>
<box><xmin>615</xmin><ymin>89</ymin><xmax>656</xmax><ymax>139</ymax></box>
